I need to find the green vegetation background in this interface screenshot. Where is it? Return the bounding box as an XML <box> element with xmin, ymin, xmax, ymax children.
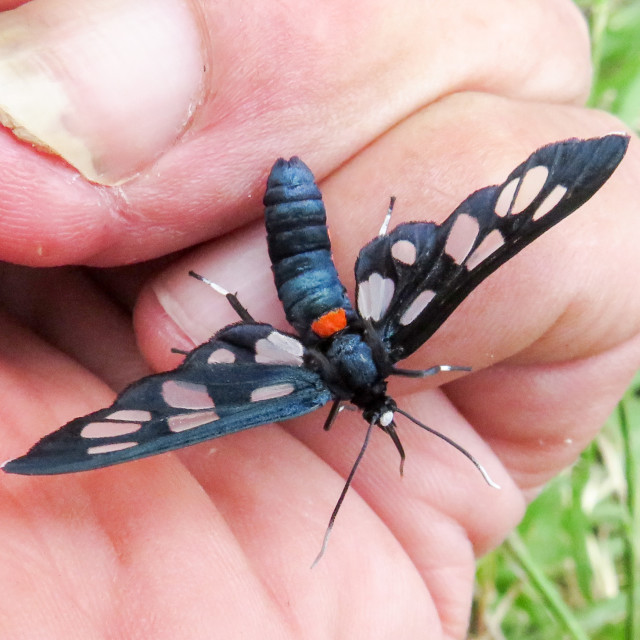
<box><xmin>470</xmin><ymin>2</ymin><xmax>640</xmax><ymax>638</ymax></box>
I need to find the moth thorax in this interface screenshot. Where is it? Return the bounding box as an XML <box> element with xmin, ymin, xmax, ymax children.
<box><xmin>379</xmin><ymin>410</ymin><xmax>394</xmax><ymax>427</ymax></box>
<box><xmin>325</xmin><ymin>333</ymin><xmax>380</xmax><ymax>391</ymax></box>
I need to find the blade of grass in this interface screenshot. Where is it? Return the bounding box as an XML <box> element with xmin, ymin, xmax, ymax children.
<box><xmin>618</xmin><ymin>392</ymin><xmax>639</xmax><ymax>640</ymax></box>
<box><xmin>505</xmin><ymin>532</ymin><xmax>589</xmax><ymax>640</ymax></box>
<box><xmin>587</xmin><ymin>0</ymin><xmax>612</xmax><ymax>84</ymax></box>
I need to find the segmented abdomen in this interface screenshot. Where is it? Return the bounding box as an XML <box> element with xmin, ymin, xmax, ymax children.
<box><xmin>263</xmin><ymin>157</ymin><xmax>354</xmax><ymax>342</ymax></box>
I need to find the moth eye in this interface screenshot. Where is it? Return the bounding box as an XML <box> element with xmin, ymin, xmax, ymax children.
<box><xmin>465</xmin><ymin>229</ymin><xmax>505</xmax><ymax>270</ymax></box>
<box><xmin>161</xmin><ymin>380</ymin><xmax>215</xmax><ymax>410</ymax></box>
<box><xmin>87</xmin><ymin>442</ymin><xmax>138</xmax><ymax>455</ymax></box>
<box><xmin>208</xmin><ymin>348</ymin><xmax>236</xmax><ymax>364</ymax></box>
<box><xmin>250</xmin><ymin>383</ymin><xmax>295</xmax><ymax>402</ymax></box>
<box><xmin>399</xmin><ymin>289</ymin><xmax>435</xmax><ymax>326</ymax></box>
<box><xmin>533</xmin><ymin>184</ymin><xmax>567</xmax><ymax>220</ymax></box>
<box><xmin>168</xmin><ymin>409</ymin><xmax>219</xmax><ymax>433</ymax></box>
<box><xmin>391</xmin><ymin>240</ymin><xmax>417</xmax><ymax>265</ymax></box>
<box><xmin>357</xmin><ymin>272</ymin><xmax>395</xmax><ymax>321</ymax></box>
<box><xmin>445</xmin><ymin>213</ymin><xmax>479</xmax><ymax>264</ymax></box>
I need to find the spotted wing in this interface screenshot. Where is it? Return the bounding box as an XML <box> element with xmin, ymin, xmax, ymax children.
<box><xmin>355</xmin><ymin>134</ymin><xmax>629</xmax><ymax>361</ymax></box>
<box><xmin>3</xmin><ymin>323</ymin><xmax>332</xmax><ymax>475</ymax></box>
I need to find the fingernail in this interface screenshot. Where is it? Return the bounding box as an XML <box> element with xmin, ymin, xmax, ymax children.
<box><xmin>0</xmin><ymin>0</ymin><xmax>205</xmax><ymax>185</ymax></box>
<box><xmin>151</xmin><ymin>227</ymin><xmax>275</xmax><ymax>344</ymax></box>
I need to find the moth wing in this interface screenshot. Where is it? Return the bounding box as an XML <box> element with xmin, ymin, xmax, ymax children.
<box><xmin>354</xmin><ymin>134</ymin><xmax>629</xmax><ymax>361</ymax></box>
<box><xmin>3</xmin><ymin>323</ymin><xmax>332</xmax><ymax>475</ymax></box>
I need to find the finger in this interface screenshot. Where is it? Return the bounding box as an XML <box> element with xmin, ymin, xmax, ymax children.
<box><xmin>131</xmin><ymin>89</ymin><xmax>638</xmax><ymax>576</ymax></box>
<box><xmin>0</xmin><ymin>0</ymin><xmax>591</xmax><ymax>265</ymax></box>
<box><xmin>139</xmin><ymin>93</ymin><xmax>640</xmax><ymax>373</ymax></box>
<box><xmin>322</xmin><ymin>94</ymin><xmax>640</xmax><ymax>368</ymax></box>
<box><xmin>0</xmin><ymin>263</ymin><xmax>150</xmax><ymax>390</ymax></box>
<box><xmin>0</xmin><ymin>314</ymin><xmax>436</xmax><ymax>637</ymax></box>
<box><xmin>124</xmin><ymin>90</ymin><xmax>639</xmax><ymax>635</ymax></box>
<box><xmin>173</xmin><ymin>425</ymin><xmax>439</xmax><ymax>636</ymax></box>
<box><xmin>445</xmin><ymin>331</ymin><xmax>640</xmax><ymax>496</ymax></box>
<box><xmin>0</xmin><ymin>318</ymin><xmax>282</xmax><ymax>637</ymax></box>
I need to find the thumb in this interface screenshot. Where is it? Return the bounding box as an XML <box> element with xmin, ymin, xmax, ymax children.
<box><xmin>0</xmin><ymin>0</ymin><xmax>591</xmax><ymax>267</ymax></box>
<box><xmin>0</xmin><ymin>0</ymin><xmax>203</xmax><ymax>186</ymax></box>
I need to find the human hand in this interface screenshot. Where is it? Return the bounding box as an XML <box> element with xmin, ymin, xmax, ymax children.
<box><xmin>0</xmin><ymin>1</ymin><xmax>639</xmax><ymax>638</ymax></box>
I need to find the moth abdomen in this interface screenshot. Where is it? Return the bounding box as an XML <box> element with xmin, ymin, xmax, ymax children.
<box><xmin>264</xmin><ymin>157</ymin><xmax>355</xmax><ymax>341</ymax></box>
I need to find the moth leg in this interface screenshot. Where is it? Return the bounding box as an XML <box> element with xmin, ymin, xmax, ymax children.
<box><xmin>322</xmin><ymin>400</ymin><xmax>342</xmax><ymax>431</ymax></box>
<box><xmin>322</xmin><ymin>401</ymin><xmax>358</xmax><ymax>431</ymax></box>
<box><xmin>391</xmin><ymin>364</ymin><xmax>471</xmax><ymax>378</ymax></box>
<box><xmin>377</xmin><ymin>196</ymin><xmax>397</xmax><ymax>236</ymax></box>
<box><xmin>188</xmin><ymin>271</ymin><xmax>255</xmax><ymax>322</ymax></box>
<box><xmin>339</xmin><ymin>404</ymin><xmax>357</xmax><ymax>413</ymax></box>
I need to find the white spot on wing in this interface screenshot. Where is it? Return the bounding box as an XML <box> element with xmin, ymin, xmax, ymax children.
<box><xmin>162</xmin><ymin>380</ymin><xmax>215</xmax><ymax>410</ymax></box>
<box><xmin>533</xmin><ymin>184</ymin><xmax>567</xmax><ymax>220</ymax></box>
<box><xmin>465</xmin><ymin>229</ymin><xmax>505</xmax><ymax>270</ymax></box>
<box><xmin>107</xmin><ymin>409</ymin><xmax>151</xmax><ymax>422</ymax></box>
<box><xmin>495</xmin><ymin>165</ymin><xmax>549</xmax><ymax>217</ymax></box>
<box><xmin>445</xmin><ymin>213</ymin><xmax>479</xmax><ymax>264</ymax></box>
<box><xmin>168</xmin><ymin>409</ymin><xmax>219</xmax><ymax>432</ymax></box>
<box><xmin>391</xmin><ymin>240</ymin><xmax>417</xmax><ymax>265</ymax></box>
<box><xmin>399</xmin><ymin>289</ymin><xmax>435</xmax><ymax>326</ymax></box>
<box><xmin>255</xmin><ymin>332</ymin><xmax>304</xmax><ymax>366</ymax></box>
<box><xmin>106</xmin><ymin>409</ymin><xmax>152</xmax><ymax>422</ymax></box>
<box><xmin>208</xmin><ymin>348</ymin><xmax>236</xmax><ymax>364</ymax></box>
<box><xmin>87</xmin><ymin>442</ymin><xmax>137</xmax><ymax>455</ymax></box>
<box><xmin>250</xmin><ymin>383</ymin><xmax>295</xmax><ymax>402</ymax></box>
<box><xmin>512</xmin><ymin>165</ymin><xmax>549</xmax><ymax>213</ymax></box>
<box><xmin>357</xmin><ymin>272</ymin><xmax>395</xmax><ymax>321</ymax></box>
<box><xmin>495</xmin><ymin>178</ymin><xmax>518</xmax><ymax>216</ymax></box>
<box><xmin>81</xmin><ymin>421</ymin><xmax>141</xmax><ymax>438</ymax></box>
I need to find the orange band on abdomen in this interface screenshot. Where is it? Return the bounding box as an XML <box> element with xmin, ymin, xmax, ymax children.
<box><xmin>311</xmin><ymin>308</ymin><xmax>347</xmax><ymax>338</ymax></box>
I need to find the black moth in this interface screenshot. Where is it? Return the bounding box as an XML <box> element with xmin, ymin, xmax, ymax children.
<box><xmin>3</xmin><ymin>135</ymin><xmax>628</xmax><ymax>555</ymax></box>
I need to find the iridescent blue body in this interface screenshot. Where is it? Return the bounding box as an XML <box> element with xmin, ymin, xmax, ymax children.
<box><xmin>264</xmin><ymin>158</ymin><xmax>357</xmax><ymax>343</ymax></box>
<box><xmin>264</xmin><ymin>158</ymin><xmax>388</xmax><ymax>409</ymax></box>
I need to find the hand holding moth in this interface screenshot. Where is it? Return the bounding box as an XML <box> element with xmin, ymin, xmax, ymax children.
<box><xmin>0</xmin><ymin>1</ymin><xmax>639</xmax><ymax>639</ymax></box>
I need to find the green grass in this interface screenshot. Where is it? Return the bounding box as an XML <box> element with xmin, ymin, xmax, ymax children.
<box><xmin>585</xmin><ymin>0</ymin><xmax>640</xmax><ymax>131</ymax></box>
<box><xmin>470</xmin><ymin>2</ymin><xmax>640</xmax><ymax>637</ymax></box>
<box><xmin>472</xmin><ymin>381</ymin><xmax>640</xmax><ymax>639</ymax></box>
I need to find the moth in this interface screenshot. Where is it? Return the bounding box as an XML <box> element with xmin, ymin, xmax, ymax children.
<box><xmin>3</xmin><ymin>135</ymin><xmax>628</xmax><ymax>552</ymax></box>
